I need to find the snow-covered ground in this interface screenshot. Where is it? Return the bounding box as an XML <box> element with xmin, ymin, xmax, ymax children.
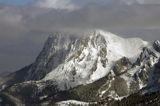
<box><xmin>56</xmin><ymin>100</ymin><xmax>95</xmax><ymax>106</ymax></box>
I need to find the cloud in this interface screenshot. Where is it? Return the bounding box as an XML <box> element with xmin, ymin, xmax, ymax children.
<box><xmin>121</xmin><ymin>0</ymin><xmax>160</xmax><ymax>5</ymax></box>
<box><xmin>34</xmin><ymin>0</ymin><xmax>78</xmax><ymax>10</ymax></box>
<box><xmin>0</xmin><ymin>7</ymin><xmax>23</xmax><ymax>26</ymax></box>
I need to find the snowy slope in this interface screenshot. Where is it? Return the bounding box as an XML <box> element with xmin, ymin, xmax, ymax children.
<box><xmin>41</xmin><ymin>30</ymin><xmax>149</xmax><ymax>90</ymax></box>
<box><xmin>55</xmin><ymin>100</ymin><xmax>93</xmax><ymax>106</ymax></box>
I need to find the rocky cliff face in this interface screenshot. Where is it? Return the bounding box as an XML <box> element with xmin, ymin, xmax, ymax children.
<box><xmin>1</xmin><ymin>30</ymin><xmax>160</xmax><ymax>106</ymax></box>
<box><xmin>25</xmin><ymin>33</ymin><xmax>79</xmax><ymax>80</ymax></box>
<box><xmin>153</xmin><ymin>40</ymin><xmax>160</xmax><ymax>53</ymax></box>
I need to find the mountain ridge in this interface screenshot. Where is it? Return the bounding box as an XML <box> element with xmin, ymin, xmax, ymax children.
<box><xmin>0</xmin><ymin>29</ymin><xmax>160</xmax><ymax>106</ymax></box>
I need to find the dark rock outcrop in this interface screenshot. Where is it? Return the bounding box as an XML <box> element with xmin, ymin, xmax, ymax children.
<box><xmin>113</xmin><ymin>57</ymin><xmax>132</xmax><ymax>75</ymax></box>
<box><xmin>155</xmin><ymin>58</ymin><xmax>160</xmax><ymax>69</ymax></box>
<box><xmin>153</xmin><ymin>40</ymin><xmax>160</xmax><ymax>53</ymax></box>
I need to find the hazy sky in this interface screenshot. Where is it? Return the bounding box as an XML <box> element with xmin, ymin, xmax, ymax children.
<box><xmin>0</xmin><ymin>0</ymin><xmax>160</xmax><ymax>72</ymax></box>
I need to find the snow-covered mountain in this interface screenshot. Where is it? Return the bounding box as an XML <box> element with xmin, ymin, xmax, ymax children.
<box><xmin>41</xmin><ymin>30</ymin><xmax>149</xmax><ymax>90</ymax></box>
<box><xmin>0</xmin><ymin>30</ymin><xmax>160</xmax><ymax>106</ymax></box>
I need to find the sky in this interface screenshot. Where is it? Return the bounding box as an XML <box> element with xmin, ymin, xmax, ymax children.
<box><xmin>0</xmin><ymin>0</ymin><xmax>160</xmax><ymax>72</ymax></box>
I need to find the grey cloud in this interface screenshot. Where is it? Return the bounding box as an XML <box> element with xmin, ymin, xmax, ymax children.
<box><xmin>34</xmin><ymin>0</ymin><xmax>78</xmax><ymax>10</ymax></box>
<box><xmin>121</xmin><ymin>0</ymin><xmax>160</xmax><ymax>5</ymax></box>
<box><xmin>25</xmin><ymin>4</ymin><xmax>160</xmax><ymax>33</ymax></box>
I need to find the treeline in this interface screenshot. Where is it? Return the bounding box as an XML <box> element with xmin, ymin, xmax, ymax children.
<box><xmin>89</xmin><ymin>91</ymin><xmax>160</xmax><ymax>106</ymax></box>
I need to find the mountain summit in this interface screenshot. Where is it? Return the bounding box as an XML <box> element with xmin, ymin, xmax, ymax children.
<box><xmin>0</xmin><ymin>30</ymin><xmax>160</xmax><ymax>106</ymax></box>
